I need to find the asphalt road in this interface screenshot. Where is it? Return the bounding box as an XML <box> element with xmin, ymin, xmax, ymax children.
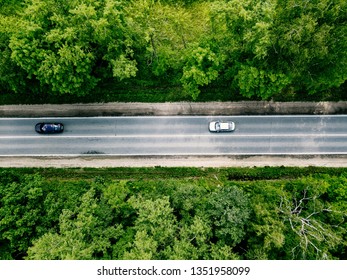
<box><xmin>0</xmin><ymin>116</ymin><xmax>346</xmax><ymax>156</ymax></box>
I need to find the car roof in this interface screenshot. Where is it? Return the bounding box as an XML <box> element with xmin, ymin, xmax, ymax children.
<box><xmin>220</xmin><ymin>122</ymin><xmax>230</xmax><ymax>129</ymax></box>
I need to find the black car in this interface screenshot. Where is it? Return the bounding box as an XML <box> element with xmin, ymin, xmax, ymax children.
<box><xmin>35</xmin><ymin>123</ymin><xmax>64</xmax><ymax>134</ymax></box>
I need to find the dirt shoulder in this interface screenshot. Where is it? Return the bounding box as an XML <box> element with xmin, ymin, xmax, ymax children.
<box><xmin>1</xmin><ymin>101</ymin><xmax>347</xmax><ymax>117</ymax></box>
<box><xmin>1</xmin><ymin>155</ymin><xmax>346</xmax><ymax>168</ymax></box>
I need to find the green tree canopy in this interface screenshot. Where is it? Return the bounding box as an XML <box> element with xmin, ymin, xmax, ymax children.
<box><xmin>185</xmin><ymin>0</ymin><xmax>347</xmax><ymax>99</ymax></box>
<box><xmin>9</xmin><ymin>0</ymin><xmax>137</xmax><ymax>95</ymax></box>
<box><xmin>1</xmin><ymin>0</ymin><xmax>346</xmax><ymax>99</ymax></box>
<box><xmin>0</xmin><ymin>173</ymin><xmax>47</xmax><ymax>258</ymax></box>
<box><xmin>26</xmin><ymin>188</ymin><xmax>123</xmax><ymax>260</ymax></box>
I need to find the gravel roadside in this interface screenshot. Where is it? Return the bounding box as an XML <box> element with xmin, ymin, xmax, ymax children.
<box><xmin>1</xmin><ymin>155</ymin><xmax>347</xmax><ymax>168</ymax></box>
<box><xmin>1</xmin><ymin>101</ymin><xmax>347</xmax><ymax>117</ymax></box>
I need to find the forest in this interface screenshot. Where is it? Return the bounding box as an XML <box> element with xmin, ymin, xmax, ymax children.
<box><xmin>1</xmin><ymin>0</ymin><xmax>347</xmax><ymax>102</ymax></box>
<box><xmin>0</xmin><ymin>167</ymin><xmax>346</xmax><ymax>260</ymax></box>
<box><xmin>1</xmin><ymin>0</ymin><xmax>347</xmax><ymax>262</ymax></box>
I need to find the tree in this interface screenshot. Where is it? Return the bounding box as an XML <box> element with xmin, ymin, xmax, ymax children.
<box><xmin>125</xmin><ymin>0</ymin><xmax>202</xmax><ymax>85</ymax></box>
<box><xmin>234</xmin><ymin>64</ymin><xmax>290</xmax><ymax>99</ymax></box>
<box><xmin>0</xmin><ymin>5</ymin><xmax>35</xmax><ymax>94</ymax></box>
<box><xmin>183</xmin><ymin>0</ymin><xmax>347</xmax><ymax>100</ymax></box>
<box><xmin>122</xmin><ymin>230</ymin><xmax>158</xmax><ymax>260</ymax></box>
<box><xmin>9</xmin><ymin>0</ymin><xmax>137</xmax><ymax>95</ymax></box>
<box><xmin>26</xmin><ymin>188</ymin><xmax>122</xmax><ymax>260</ymax></box>
<box><xmin>0</xmin><ymin>0</ymin><xmax>23</xmax><ymax>16</ymax></box>
<box><xmin>210</xmin><ymin>242</ymin><xmax>240</xmax><ymax>260</ymax></box>
<box><xmin>206</xmin><ymin>185</ymin><xmax>250</xmax><ymax>246</ymax></box>
<box><xmin>274</xmin><ymin>0</ymin><xmax>347</xmax><ymax>94</ymax></box>
<box><xmin>122</xmin><ymin>196</ymin><xmax>177</xmax><ymax>259</ymax></box>
<box><xmin>0</xmin><ymin>173</ymin><xmax>47</xmax><ymax>259</ymax></box>
<box><xmin>205</xmin><ymin>0</ymin><xmax>292</xmax><ymax>99</ymax></box>
<box><xmin>165</xmin><ymin>215</ymin><xmax>211</xmax><ymax>259</ymax></box>
<box><xmin>243</xmin><ymin>181</ymin><xmax>286</xmax><ymax>260</ymax></box>
<box><xmin>181</xmin><ymin>45</ymin><xmax>225</xmax><ymax>99</ymax></box>
<box><xmin>280</xmin><ymin>177</ymin><xmax>345</xmax><ymax>259</ymax></box>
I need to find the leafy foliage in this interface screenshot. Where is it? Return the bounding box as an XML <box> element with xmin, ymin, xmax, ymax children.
<box><xmin>181</xmin><ymin>45</ymin><xmax>224</xmax><ymax>99</ymax></box>
<box><xmin>0</xmin><ymin>173</ymin><xmax>47</xmax><ymax>258</ymax></box>
<box><xmin>0</xmin><ymin>167</ymin><xmax>346</xmax><ymax>260</ymax></box>
<box><xmin>1</xmin><ymin>0</ymin><xmax>346</xmax><ymax>100</ymax></box>
<box><xmin>8</xmin><ymin>0</ymin><xmax>137</xmax><ymax>95</ymax></box>
<box><xmin>206</xmin><ymin>185</ymin><xmax>250</xmax><ymax>246</ymax></box>
<box><xmin>26</xmin><ymin>188</ymin><xmax>123</xmax><ymax>260</ymax></box>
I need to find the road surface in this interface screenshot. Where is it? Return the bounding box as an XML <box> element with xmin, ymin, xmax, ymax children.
<box><xmin>0</xmin><ymin>116</ymin><xmax>346</xmax><ymax>156</ymax></box>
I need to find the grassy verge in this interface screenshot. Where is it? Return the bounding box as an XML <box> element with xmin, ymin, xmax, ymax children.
<box><xmin>2</xmin><ymin>166</ymin><xmax>346</xmax><ymax>181</ymax></box>
<box><xmin>1</xmin><ymin>80</ymin><xmax>346</xmax><ymax>105</ymax></box>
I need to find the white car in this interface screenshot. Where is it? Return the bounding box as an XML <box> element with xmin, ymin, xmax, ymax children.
<box><xmin>209</xmin><ymin>121</ymin><xmax>235</xmax><ymax>132</ymax></box>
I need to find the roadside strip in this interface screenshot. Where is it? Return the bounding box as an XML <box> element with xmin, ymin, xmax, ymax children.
<box><xmin>1</xmin><ymin>101</ymin><xmax>347</xmax><ymax>117</ymax></box>
<box><xmin>1</xmin><ymin>155</ymin><xmax>346</xmax><ymax>168</ymax></box>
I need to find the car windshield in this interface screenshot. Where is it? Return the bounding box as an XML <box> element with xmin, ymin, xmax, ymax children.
<box><xmin>43</xmin><ymin>124</ymin><xmax>54</xmax><ymax>132</ymax></box>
